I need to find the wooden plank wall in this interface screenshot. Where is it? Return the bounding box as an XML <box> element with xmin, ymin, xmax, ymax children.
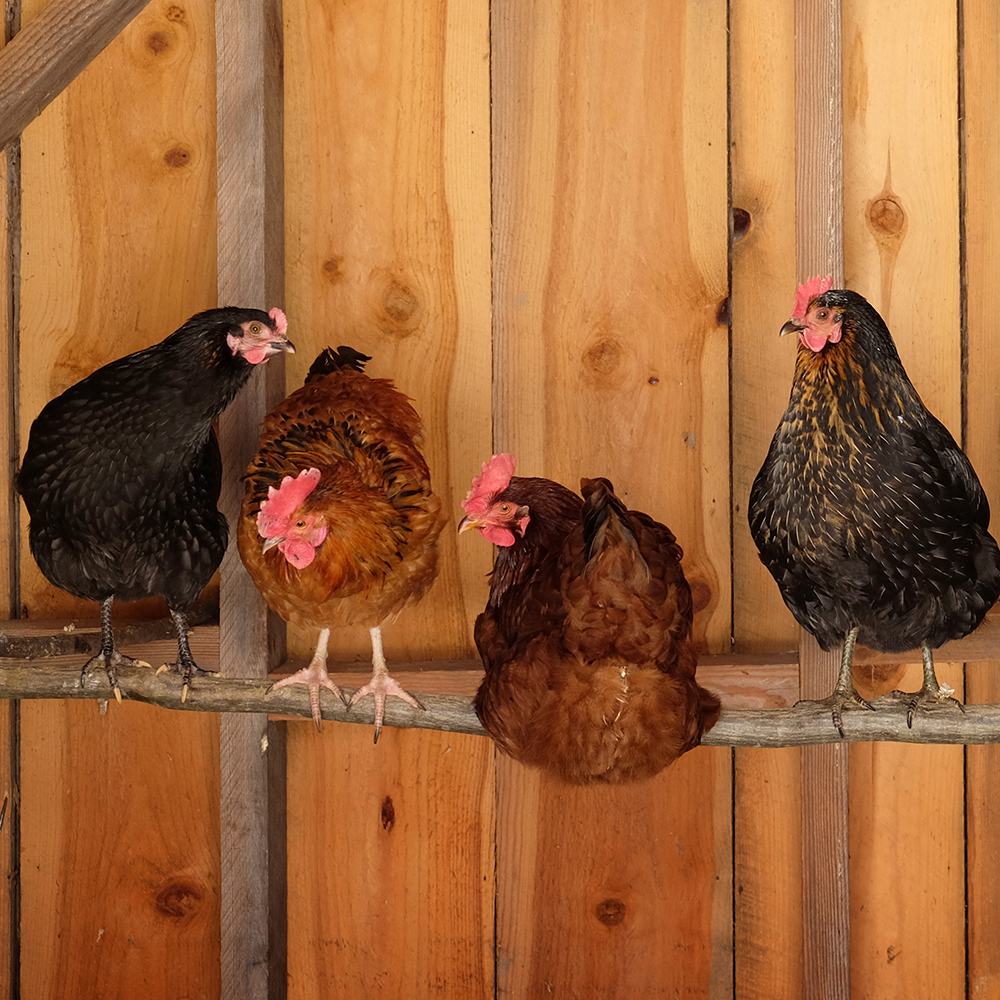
<box><xmin>3</xmin><ymin>0</ymin><xmax>1000</xmax><ymax>999</ymax></box>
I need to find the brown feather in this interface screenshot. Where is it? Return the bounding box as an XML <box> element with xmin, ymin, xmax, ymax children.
<box><xmin>237</xmin><ymin>359</ymin><xmax>445</xmax><ymax>633</ymax></box>
<box><xmin>470</xmin><ymin>472</ymin><xmax>719</xmax><ymax>784</ymax></box>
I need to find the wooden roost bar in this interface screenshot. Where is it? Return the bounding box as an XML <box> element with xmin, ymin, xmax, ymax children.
<box><xmin>2</xmin><ymin>0</ymin><xmax>1000</xmax><ymax>997</ymax></box>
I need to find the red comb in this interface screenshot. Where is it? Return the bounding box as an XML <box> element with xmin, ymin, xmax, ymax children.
<box><xmin>257</xmin><ymin>468</ymin><xmax>320</xmax><ymax>538</ymax></box>
<box><xmin>268</xmin><ymin>307</ymin><xmax>288</xmax><ymax>337</ymax></box>
<box><xmin>792</xmin><ymin>275</ymin><xmax>834</xmax><ymax>318</ymax></box>
<box><xmin>462</xmin><ymin>454</ymin><xmax>516</xmax><ymax>519</ymax></box>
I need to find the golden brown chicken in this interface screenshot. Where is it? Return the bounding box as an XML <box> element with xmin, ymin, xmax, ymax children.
<box><xmin>238</xmin><ymin>346</ymin><xmax>446</xmax><ymax>739</ymax></box>
<box><xmin>460</xmin><ymin>455</ymin><xmax>720</xmax><ymax>784</ymax></box>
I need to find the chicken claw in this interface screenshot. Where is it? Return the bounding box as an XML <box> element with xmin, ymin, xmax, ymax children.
<box><xmin>348</xmin><ymin>669</ymin><xmax>425</xmax><ymax>744</ymax></box>
<box><xmin>81</xmin><ymin>648</ymin><xmax>151</xmax><ymax>702</ymax></box>
<box><xmin>269</xmin><ymin>628</ymin><xmax>347</xmax><ymax>730</ymax></box>
<box><xmin>796</xmin><ymin>625</ymin><xmax>875</xmax><ymax>737</ymax></box>
<box><xmin>347</xmin><ymin>627</ymin><xmax>425</xmax><ymax>743</ymax></box>
<box><xmin>887</xmin><ymin>644</ymin><xmax>965</xmax><ymax>728</ymax></box>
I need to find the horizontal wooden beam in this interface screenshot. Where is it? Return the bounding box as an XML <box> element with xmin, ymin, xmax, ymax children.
<box><xmin>0</xmin><ymin>0</ymin><xmax>154</xmax><ymax>149</ymax></box>
<box><xmin>2</xmin><ymin>630</ymin><xmax>1000</xmax><ymax>747</ymax></box>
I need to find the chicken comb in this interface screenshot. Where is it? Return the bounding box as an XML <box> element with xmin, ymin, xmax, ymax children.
<box><xmin>257</xmin><ymin>467</ymin><xmax>321</xmax><ymax>538</ymax></box>
<box><xmin>461</xmin><ymin>454</ymin><xmax>517</xmax><ymax>518</ymax></box>
<box><xmin>792</xmin><ymin>275</ymin><xmax>834</xmax><ymax>318</ymax></box>
<box><xmin>268</xmin><ymin>307</ymin><xmax>288</xmax><ymax>337</ymax></box>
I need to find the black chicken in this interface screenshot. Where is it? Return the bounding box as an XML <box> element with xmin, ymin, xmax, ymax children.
<box><xmin>749</xmin><ymin>277</ymin><xmax>1000</xmax><ymax>731</ymax></box>
<box><xmin>18</xmin><ymin>307</ymin><xmax>294</xmax><ymax>698</ymax></box>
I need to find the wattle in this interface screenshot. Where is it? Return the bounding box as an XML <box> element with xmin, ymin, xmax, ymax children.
<box><xmin>481</xmin><ymin>524</ymin><xmax>516</xmax><ymax>547</ymax></box>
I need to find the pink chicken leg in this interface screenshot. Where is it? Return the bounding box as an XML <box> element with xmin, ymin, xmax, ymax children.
<box><xmin>348</xmin><ymin>626</ymin><xmax>425</xmax><ymax>743</ymax></box>
<box><xmin>269</xmin><ymin>628</ymin><xmax>346</xmax><ymax>730</ymax></box>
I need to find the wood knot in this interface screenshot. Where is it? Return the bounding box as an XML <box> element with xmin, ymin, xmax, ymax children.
<box><xmin>689</xmin><ymin>579</ymin><xmax>712</xmax><ymax>614</ymax></box>
<box><xmin>731</xmin><ymin>207</ymin><xmax>751</xmax><ymax>243</ymax></box>
<box><xmin>163</xmin><ymin>146</ymin><xmax>191</xmax><ymax>169</ymax></box>
<box><xmin>369</xmin><ymin>269</ymin><xmax>424</xmax><ymax>337</ymax></box>
<box><xmin>867</xmin><ymin>196</ymin><xmax>906</xmax><ymax>239</ymax></box>
<box><xmin>166</xmin><ymin>5</ymin><xmax>185</xmax><ymax>20</ymax></box>
<box><xmin>154</xmin><ymin>880</ymin><xmax>204</xmax><ymax>920</ymax></box>
<box><xmin>146</xmin><ymin>31</ymin><xmax>171</xmax><ymax>55</ymax></box>
<box><xmin>584</xmin><ymin>338</ymin><xmax>622</xmax><ymax>376</ymax></box>
<box><xmin>581</xmin><ymin>327</ymin><xmax>633</xmax><ymax>389</ymax></box>
<box><xmin>383</xmin><ymin>280</ymin><xmax>418</xmax><ymax>323</ymax></box>
<box><xmin>595</xmin><ymin>898</ymin><xmax>626</xmax><ymax>926</ymax></box>
<box><xmin>322</xmin><ymin>257</ymin><xmax>344</xmax><ymax>284</ymax></box>
<box><xmin>381</xmin><ymin>795</ymin><xmax>395</xmax><ymax>832</ymax></box>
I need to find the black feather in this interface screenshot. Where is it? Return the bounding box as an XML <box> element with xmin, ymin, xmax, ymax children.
<box><xmin>749</xmin><ymin>288</ymin><xmax>1000</xmax><ymax>653</ymax></box>
<box><xmin>305</xmin><ymin>346</ymin><xmax>371</xmax><ymax>382</ymax></box>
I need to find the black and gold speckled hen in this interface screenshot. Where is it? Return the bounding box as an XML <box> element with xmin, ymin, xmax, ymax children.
<box><xmin>18</xmin><ymin>307</ymin><xmax>294</xmax><ymax>698</ymax></box>
<box><xmin>460</xmin><ymin>455</ymin><xmax>720</xmax><ymax>784</ymax></box>
<box><xmin>749</xmin><ymin>277</ymin><xmax>1000</xmax><ymax>731</ymax></box>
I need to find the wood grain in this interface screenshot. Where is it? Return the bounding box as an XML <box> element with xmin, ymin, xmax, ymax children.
<box><xmin>491</xmin><ymin>1</ymin><xmax>730</xmax><ymax>995</ymax></box>
<box><xmin>0</xmin><ymin>0</ymin><xmax>153</xmax><ymax>148</ymax></box>
<box><xmin>793</xmin><ymin>0</ymin><xmax>851</xmax><ymax>993</ymax></box>
<box><xmin>284</xmin><ymin>724</ymin><xmax>494</xmax><ymax>999</ymax></box>
<box><xmin>16</xmin><ymin>3</ymin><xmax>222</xmax><ymax>998</ymax></box>
<box><xmin>729</xmin><ymin>1</ymin><xmax>803</xmax><ymax>995</ymax></box>
<box><xmin>495</xmin><ymin>749</ymin><xmax>732</xmax><ymax>998</ymax></box>
<box><xmin>19</xmin><ymin>699</ymin><xmax>221</xmax><ymax>999</ymax></box>
<box><xmin>960</xmin><ymin>0</ymin><xmax>1000</xmax><ymax>994</ymax></box>
<box><xmin>282</xmin><ymin>0</ymin><xmax>492</xmax><ymax>666</ymax></box>
<box><xmin>842</xmin><ymin>1</ymin><xmax>965</xmax><ymax>996</ymax></box>
<box><xmin>215</xmin><ymin>1</ymin><xmax>287</xmax><ymax>996</ymax></box>
<box><xmin>280</xmin><ymin>0</ymin><xmax>492</xmax><ymax>994</ymax></box>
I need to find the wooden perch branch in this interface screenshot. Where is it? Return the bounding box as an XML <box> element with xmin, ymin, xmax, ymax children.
<box><xmin>0</xmin><ymin>0</ymin><xmax>154</xmax><ymax>149</ymax></box>
<box><xmin>3</xmin><ymin>619</ymin><xmax>1000</xmax><ymax>745</ymax></box>
<box><xmin>2</xmin><ymin>656</ymin><xmax>1000</xmax><ymax>747</ymax></box>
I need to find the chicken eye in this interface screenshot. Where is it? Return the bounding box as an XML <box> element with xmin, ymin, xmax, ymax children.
<box><xmin>296</xmin><ymin>520</ymin><xmax>305</xmax><ymax>528</ymax></box>
<box><xmin>816</xmin><ymin>309</ymin><xmax>829</xmax><ymax>320</ymax></box>
<box><xmin>250</xmin><ymin>322</ymin><xmax>262</xmax><ymax>334</ymax></box>
<box><xmin>499</xmin><ymin>503</ymin><xmax>511</xmax><ymax>514</ymax></box>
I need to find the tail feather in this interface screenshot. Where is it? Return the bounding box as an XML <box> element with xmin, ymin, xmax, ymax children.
<box><xmin>305</xmin><ymin>345</ymin><xmax>371</xmax><ymax>382</ymax></box>
<box><xmin>580</xmin><ymin>477</ymin><xmax>649</xmax><ymax>588</ymax></box>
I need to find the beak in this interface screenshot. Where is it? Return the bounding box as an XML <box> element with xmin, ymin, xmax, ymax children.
<box><xmin>262</xmin><ymin>535</ymin><xmax>284</xmax><ymax>552</ymax></box>
<box><xmin>780</xmin><ymin>320</ymin><xmax>803</xmax><ymax>337</ymax></box>
<box><xmin>270</xmin><ymin>338</ymin><xmax>295</xmax><ymax>355</ymax></box>
<box><xmin>458</xmin><ymin>514</ymin><xmax>480</xmax><ymax>534</ymax></box>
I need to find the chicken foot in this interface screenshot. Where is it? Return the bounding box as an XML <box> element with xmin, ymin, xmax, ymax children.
<box><xmin>347</xmin><ymin>626</ymin><xmax>425</xmax><ymax>744</ymax></box>
<box><xmin>798</xmin><ymin>626</ymin><xmax>875</xmax><ymax>737</ymax></box>
<box><xmin>887</xmin><ymin>641</ymin><xmax>965</xmax><ymax>728</ymax></box>
<box><xmin>81</xmin><ymin>596</ymin><xmax>152</xmax><ymax>702</ymax></box>
<box><xmin>154</xmin><ymin>608</ymin><xmax>219</xmax><ymax>703</ymax></box>
<box><xmin>268</xmin><ymin>628</ymin><xmax>347</xmax><ymax>731</ymax></box>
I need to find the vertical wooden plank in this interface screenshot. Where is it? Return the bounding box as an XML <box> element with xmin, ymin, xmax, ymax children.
<box><xmin>793</xmin><ymin>1</ymin><xmax>850</xmax><ymax>995</ymax></box>
<box><xmin>19</xmin><ymin>701</ymin><xmax>221</xmax><ymax>1000</ymax></box>
<box><xmin>495</xmin><ymin>750</ymin><xmax>731</xmax><ymax>999</ymax></box>
<box><xmin>284</xmin><ymin>727</ymin><xmax>495</xmax><ymax>999</ymax></box>
<box><xmin>215</xmin><ymin>1</ymin><xmax>286</xmax><ymax>998</ymax></box>
<box><xmin>957</xmin><ymin>1</ymin><xmax>1000</xmax><ymax>997</ymax></box>
<box><xmin>491</xmin><ymin>0</ymin><xmax>730</xmax><ymax>995</ymax></box>
<box><xmin>841</xmin><ymin>1</ymin><xmax>965</xmax><ymax>997</ymax></box>
<box><xmin>1</xmin><ymin>9</ymin><xmax>16</xmax><ymax>991</ymax></box>
<box><xmin>281</xmin><ymin>0</ymin><xmax>492</xmax><ymax>993</ymax></box>
<box><xmin>729</xmin><ymin>0</ymin><xmax>802</xmax><ymax>993</ymax></box>
<box><xmin>16</xmin><ymin>2</ymin><xmax>222</xmax><ymax>997</ymax></box>
<box><xmin>282</xmin><ymin>0</ymin><xmax>493</xmax><ymax>666</ymax></box>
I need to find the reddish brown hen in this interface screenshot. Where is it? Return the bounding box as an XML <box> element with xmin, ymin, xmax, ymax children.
<box><xmin>460</xmin><ymin>454</ymin><xmax>720</xmax><ymax>784</ymax></box>
<box><xmin>238</xmin><ymin>346</ymin><xmax>446</xmax><ymax>739</ymax></box>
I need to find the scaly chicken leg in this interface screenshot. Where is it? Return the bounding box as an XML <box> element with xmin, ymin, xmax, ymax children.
<box><xmin>269</xmin><ymin>628</ymin><xmax>347</xmax><ymax>730</ymax></box>
<box><xmin>80</xmin><ymin>596</ymin><xmax>151</xmax><ymax>702</ymax></box>
<box><xmin>348</xmin><ymin>627</ymin><xmax>425</xmax><ymax>743</ymax></box>
<box><xmin>804</xmin><ymin>626</ymin><xmax>874</xmax><ymax>737</ymax></box>
<box><xmin>889</xmin><ymin>642</ymin><xmax>964</xmax><ymax>728</ymax></box>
